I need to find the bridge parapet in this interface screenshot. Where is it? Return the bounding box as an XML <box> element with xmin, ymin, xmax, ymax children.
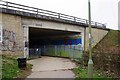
<box><xmin>0</xmin><ymin>0</ymin><xmax>106</xmax><ymax>29</ymax></box>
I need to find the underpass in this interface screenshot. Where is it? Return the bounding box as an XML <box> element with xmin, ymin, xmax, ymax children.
<box><xmin>29</xmin><ymin>27</ymin><xmax>83</xmax><ymax>59</ymax></box>
<box><xmin>0</xmin><ymin>1</ymin><xmax>110</xmax><ymax>79</ymax></box>
<box><xmin>0</xmin><ymin>0</ymin><xmax>109</xmax><ymax>59</ymax></box>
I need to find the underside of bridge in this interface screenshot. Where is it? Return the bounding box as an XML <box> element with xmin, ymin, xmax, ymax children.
<box><xmin>29</xmin><ymin>27</ymin><xmax>83</xmax><ymax>59</ymax></box>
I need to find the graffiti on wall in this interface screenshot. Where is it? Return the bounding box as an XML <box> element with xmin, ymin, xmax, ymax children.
<box><xmin>38</xmin><ymin>35</ymin><xmax>82</xmax><ymax>50</ymax></box>
<box><xmin>1</xmin><ymin>29</ymin><xmax>16</xmax><ymax>51</ymax></box>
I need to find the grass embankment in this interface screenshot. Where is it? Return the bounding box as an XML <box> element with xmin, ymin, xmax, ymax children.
<box><xmin>93</xmin><ymin>30</ymin><xmax>120</xmax><ymax>53</ymax></box>
<box><xmin>2</xmin><ymin>54</ymin><xmax>32</xmax><ymax>79</ymax></box>
<box><xmin>73</xmin><ymin>67</ymin><xmax>111</xmax><ymax>80</ymax></box>
<box><xmin>73</xmin><ymin>30</ymin><xmax>120</xmax><ymax>79</ymax></box>
<box><xmin>92</xmin><ymin>30</ymin><xmax>120</xmax><ymax>77</ymax></box>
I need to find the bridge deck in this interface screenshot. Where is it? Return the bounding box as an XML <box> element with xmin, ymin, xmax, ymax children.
<box><xmin>0</xmin><ymin>0</ymin><xmax>107</xmax><ymax>29</ymax></box>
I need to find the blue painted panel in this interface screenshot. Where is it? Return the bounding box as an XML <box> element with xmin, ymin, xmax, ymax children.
<box><xmin>52</xmin><ymin>38</ymin><xmax>82</xmax><ymax>45</ymax></box>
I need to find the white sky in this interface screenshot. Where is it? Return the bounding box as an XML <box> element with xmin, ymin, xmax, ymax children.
<box><xmin>4</xmin><ymin>0</ymin><xmax>120</xmax><ymax>30</ymax></box>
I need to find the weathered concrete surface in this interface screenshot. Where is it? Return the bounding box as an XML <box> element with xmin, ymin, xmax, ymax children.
<box><xmin>27</xmin><ymin>56</ymin><xmax>77</xmax><ymax>78</ymax></box>
<box><xmin>22</xmin><ymin>18</ymin><xmax>83</xmax><ymax>33</ymax></box>
<box><xmin>84</xmin><ymin>27</ymin><xmax>109</xmax><ymax>51</ymax></box>
<box><xmin>22</xmin><ymin>17</ymin><xmax>109</xmax><ymax>51</ymax></box>
<box><xmin>1</xmin><ymin>13</ymin><xmax>109</xmax><ymax>52</ymax></box>
<box><xmin>0</xmin><ymin>13</ymin><xmax>24</xmax><ymax>51</ymax></box>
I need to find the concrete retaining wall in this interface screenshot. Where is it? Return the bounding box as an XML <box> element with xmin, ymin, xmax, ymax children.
<box><xmin>0</xmin><ymin>13</ymin><xmax>24</xmax><ymax>52</ymax></box>
<box><xmin>84</xmin><ymin>27</ymin><xmax>109</xmax><ymax>51</ymax></box>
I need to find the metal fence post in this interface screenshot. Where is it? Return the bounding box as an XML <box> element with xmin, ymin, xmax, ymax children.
<box><xmin>86</xmin><ymin>20</ymin><xmax>88</xmax><ymax>24</ymax></box>
<box><xmin>6</xmin><ymin>2</ymin><xmax>8</xmax><ymax>9</ymax></box>
<box><xmin>95</xmin><ymin>22</ymin><xmax>97</xmax><ymax>27</ymax></box>
<box><xmin>58</xmin><ymin>13</ymin><xmax>60</xmax><ymax>19</ymax></box>
<box><xmin>37</xmin><ymin>8</ymin><xmax>39</xmax><ymax>15</ymax></box>
<box><xmin>74</xmin><ymin>17</ymin><xmax>76</xmax><ymax>22</ymax></box>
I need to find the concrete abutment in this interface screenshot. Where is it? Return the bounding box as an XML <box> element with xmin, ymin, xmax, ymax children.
<box><xmin>0</xmin><ymin>13</ymin><xmax>109</xmax><ymax>58</ymax></box>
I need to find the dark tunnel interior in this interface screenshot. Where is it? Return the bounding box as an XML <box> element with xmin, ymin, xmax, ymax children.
<box><xmin>29</xmin><ymin>27</ymin><xmax>80</xmax><ymax>48</ymax></box>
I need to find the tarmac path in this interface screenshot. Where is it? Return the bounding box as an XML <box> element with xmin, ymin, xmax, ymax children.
<box><xmin>26</xmin><ymin>56</ymin><xmax>77</xmax><ymax>78</ymax></box>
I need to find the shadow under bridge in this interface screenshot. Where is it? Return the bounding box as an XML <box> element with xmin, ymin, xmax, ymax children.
<box><xmin>29</xmin><ymin>27</ymin><xmax>83</xmax><ymax>59</ymax></box>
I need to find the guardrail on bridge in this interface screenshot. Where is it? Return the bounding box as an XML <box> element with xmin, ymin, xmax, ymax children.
<box><xmin>0</xmin><ymin>0</ymin><xmax>106</xmax><ymax>28</ymax></box>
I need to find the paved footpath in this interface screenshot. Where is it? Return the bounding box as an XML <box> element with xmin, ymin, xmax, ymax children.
<box><xmin>26</xmin><ymin>56</ymin><xmax>77</xmax><ymax>78</ymax></box>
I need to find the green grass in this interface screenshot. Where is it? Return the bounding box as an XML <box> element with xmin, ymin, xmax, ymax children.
<box><xmin>2</xmin><ymin>55</ymin><xmax>20</xmax><ymax>78</ymax></box>
<box><xmin>106</xmin><ymin>30</ymin><xmax>119</xmax><ymax>46</ymax></box>
<box><xmin>2</xmin><ymin>55</ymin><xmax>32</xmax><ymax>79</ymax></box>
<box><xmin>73</xmin><ymin>67</ymin><xmax>111</xmax><ymax>80</ymax></box>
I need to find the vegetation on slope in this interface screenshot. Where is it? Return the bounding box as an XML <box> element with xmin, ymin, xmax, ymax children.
<box><xmin>2</xmin><ymin>54</ymin><xmax>32</xmax><ymax>79</ymax></box>
<box><xmin>92</xmin><ymin>30</ymin><xmax>120</xmax><ymax>78</ymax></box>
<box><xmin>74</xmin><ymin>30</ymin><xmax>120</xmax><ymax>78</ymax></box>
<box><xmin>93</xmin><ymin>30</ymin><xmax>120</xmax><ymax>54</ymax></box>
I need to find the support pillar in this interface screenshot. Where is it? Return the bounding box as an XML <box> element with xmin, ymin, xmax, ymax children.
<box><xmin>23</xmin><ymin>26</ymin><xmax>29</xmax><ymax>58</ymax></box>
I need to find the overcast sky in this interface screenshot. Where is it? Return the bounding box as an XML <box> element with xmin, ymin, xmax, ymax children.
<box><xmin>4</xmin><ymin>0</ymin><xmax>120</xmax><ymax>30</ymax></box>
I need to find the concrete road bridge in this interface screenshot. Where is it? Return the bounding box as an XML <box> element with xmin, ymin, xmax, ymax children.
<box><xmin>0</xmin><ymin>1</ymin><xmax>110</xmax><ymax>59</ymax></box>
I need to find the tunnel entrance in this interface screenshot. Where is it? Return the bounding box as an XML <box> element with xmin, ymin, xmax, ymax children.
<box><xmin>29</xmin><ymin>27</ymin><xmax>83</xmax><ymax>59</ymax></box>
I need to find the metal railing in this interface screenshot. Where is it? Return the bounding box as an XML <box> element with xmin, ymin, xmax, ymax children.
<box><xmin>0</xmin><ymin>0</ymin><xmax>106</xmax><ymax>28</ymax></box>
